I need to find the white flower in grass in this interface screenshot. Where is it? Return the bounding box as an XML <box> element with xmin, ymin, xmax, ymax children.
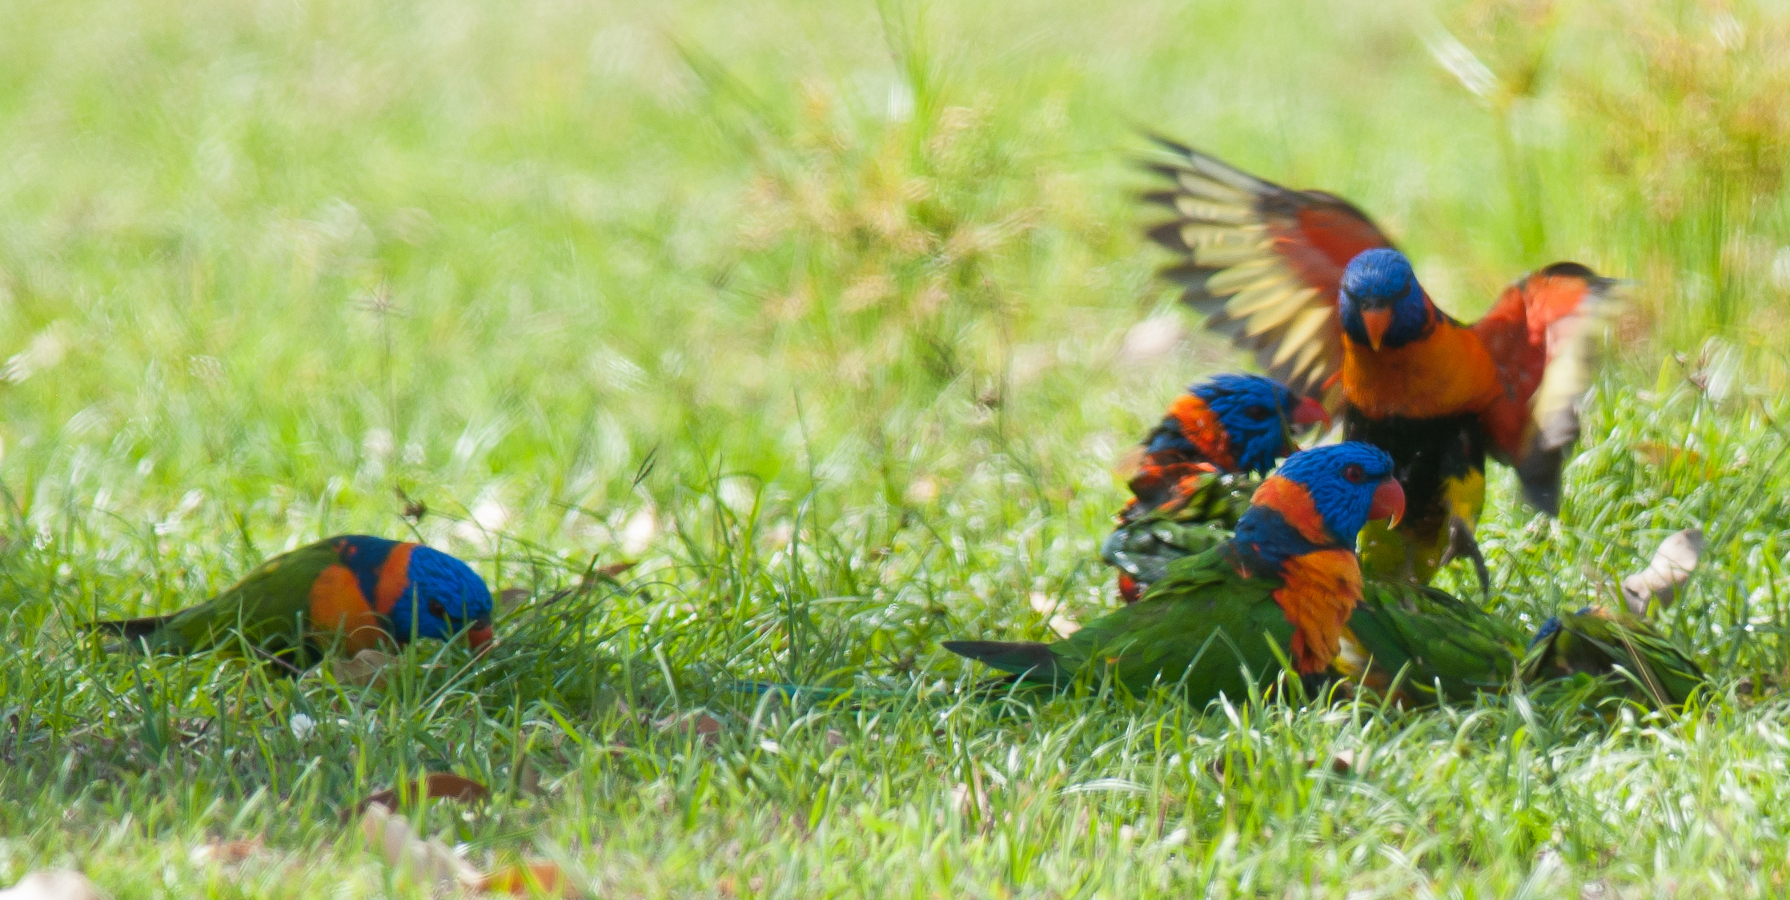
<box><xmin>620</xmin><ymin>507</ymin><xmax>656</xmax><ymax>556</ymax></box>
<box><xmin>289</xmin><ymin>713</ymin><xmax>317</xmax><ymax>740</ymax></box>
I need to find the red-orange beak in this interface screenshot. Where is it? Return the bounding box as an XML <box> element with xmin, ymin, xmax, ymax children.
<box><xmin>1291</xmin><ymin>396</ymin><xmax>1331</xmax><ymax>431</ymax></box>
<box><xmin>1369</xmin><ymin>477</ymin><xmax>1405</xmax><ymax>528</ymax></box>
<box><xmin>465</xmin><ymin>619</ymin><xmax>494</xmax><ymax>651</ymax></box>
<box><xmin>1360</xmin><ymin>308</ymin><xmax>1392</xmax><ymax>351</ymax></box>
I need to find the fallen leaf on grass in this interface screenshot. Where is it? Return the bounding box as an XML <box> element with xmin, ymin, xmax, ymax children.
<box><xmin>1622</xmin><ymin>529</ymin><xmax>1703</xmax><ymax>617</ymax></box>
<box><xmin>479</xmin><ymin>861</ymin><xmax>577</xmax><ymax>897</ymax></box>
<box><xmin>1119</xmin><ymin>314</ymin><xmax>1184</xmax><ymax>365</ymax></box>
<box><xmin>189</xmin><ymin>838</ymin><xmax>263</xmax><ymax>865</ymax></box>
<box><xmin>594</xmin><ymin>561</ymin><xmax>637</xmax><ymax>579</ymax></box>
<box><xmin>652</xmin><ymin>711</ymin><xmax>723</xmax><ymax>744</ymax></box>
<box><xmin>361</xmin><ymin>804</ymin><xmax>581</xmax><ymax>897</ymax></box>
<box><xmin>361</xmin><ymin>802</ymin><xmax>481</xmax><ymax>891</ymax></box>
<box><xmin>331</xmin><ymin>649</ymin><xmax>393</xmax><ymax>688</ymax></box>
<box><xmin>1632</xmin><ymin>442</ymin><xmax>1730</xmax><ymax>480</ymax></box>
<box><xmin>715</xmin><ymin>875</ymin><xmax>766</xmax><ymax>898</ymax></box>
<box><xmin>1028</xmin><ymin>591</ymin><xmax>1080</xmax><ymax>637</ymax></box>
<box><xmin>0</xmin><ymin>870</ymin><xmax>104</xmax><ymax>900</ymax></box>
<box><xmin>354</xmin><ymin>772</ymin><xmax>491</xmax><ymax>816</ymax></box>
<box><xmin>499</xmin><ymin>588</ymin><xmax>532</xmax><ymax>609</ymax></box>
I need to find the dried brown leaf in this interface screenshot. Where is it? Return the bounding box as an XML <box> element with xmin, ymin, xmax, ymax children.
<box><xmin>1622</xmin><ymin>528</ymin><xmax>1704</xmax><ymax>616</ymax></box>
<box><xmin>188</xmin><ymin>838</ymin><xmax>262</xmax><ymax>865</ymax></box>
<box><xmin>355</xmin><ymin>772</ymin><xmax>491</xmax><ymax>815</ymax></box>
<box><xmin>331</xmin><ymin>649</ymin><xmax>392</xmax><ymax>688</ymax></box>
<box><xmin>653</xmin><ymin>711</ymin><xmax>723</xmax><ymax>744</ymax></box>
<box><xmin>359</xmin><ymin>804</ymin><xmax>481</xmax><ymax>891</ymax></box>
<box><xmin>478</xmin><ymin>861</ymin><xmax>579</xmax><ymax>897</ymax></box>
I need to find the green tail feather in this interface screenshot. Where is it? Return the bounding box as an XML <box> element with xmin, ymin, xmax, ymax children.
<box><xmin>940</xmin><ymin>641</ymin><xmax>1066</xmax><ymax>684</ymax></box>
<box><xmin>85</xmin><ymin>614</ymin><xmax>192</xmax><ymax>652</ymax></box>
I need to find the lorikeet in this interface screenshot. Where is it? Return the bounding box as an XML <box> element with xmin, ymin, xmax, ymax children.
<box><xmin>1106</xmin><ymin>373</ymin><xmax>1330</xmax><ymax>600</ymax></box>
<box><xmin>1103</xmin><ymin>511</ymin><xmax>1700</xmax><ymax>707</ymax></box>
<box><xmin>1141</xmin><ymin>138</ymin><xmax>1620</xmax><ymax>588</ymax></box>
<box><xmin>945</xmin><ymin>443</ymin><xmax>1405</xmax><ymax>704</ymax></box>
<box><xmin>89</xmin><ymin>535</ymin><xmax>495</xmax><ymax>668</ymax></box>
<box><xmin>1523</xmin><ymin>606</ymin><xmax>1704</xmax><ymax>706</ymax></box>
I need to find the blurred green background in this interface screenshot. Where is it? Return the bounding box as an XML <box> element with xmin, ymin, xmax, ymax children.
<box><xmin>5</xmin><ymin>0</ymin><xmax>1787</xmax><ymax>554</ymax></box>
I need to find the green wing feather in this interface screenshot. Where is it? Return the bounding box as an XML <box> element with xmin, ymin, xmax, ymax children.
<box><xmin>1102</xmin><ymin>471</ymin><xmax>1255</xmax><ymax>592</ymax></box>
<box><xmin>1521</xmin><ymin>607</ymin><xmax>1704</xmax><ymax>707</ymax></box>
<box><xmin>92</xmin><ymin>541</ymin><xmax>342</xmax><ymax>657</ymax></box>
<box><xmin>948</xmin><ymin>548</ymin><xmax>1295</xmax><ymax>705</ymax></box>
<box><xmin>1341</xmin><ymin>582</ymin><xmax>1525</xmax><ymax>704</ymax></box>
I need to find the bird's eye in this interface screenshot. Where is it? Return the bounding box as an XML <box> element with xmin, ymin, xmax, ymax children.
<box><xmin>1243</xmin><ymin>405</ymin><xmax>1271</xmax><ymax>421</ymax></box>
<box><xmin>427</xmin><ymin>600</ymin><xmax>447</xmax><ymax>620</ymax></box>
<box><xmin>1343</xmin><ymin>464</ymin><xmax>1366</xmax><ymax>483</ymax></box>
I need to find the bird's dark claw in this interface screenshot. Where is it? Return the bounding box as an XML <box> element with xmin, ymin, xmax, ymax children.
<box><xmin>1439</xmin><ymin>515</ymin><xmax>1491</xmax><ymax>598</ymax></box>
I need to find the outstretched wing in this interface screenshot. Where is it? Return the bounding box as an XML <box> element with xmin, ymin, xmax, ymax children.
<box><xmin>1141</xmin><ymin>136</ymin><xmax>1397</xmax><ymax>400</ymax></box>
<box><xmin>1471</xmin><ymin>263</ymin><xmax>1622</xmax><ymax>513</ymax></box>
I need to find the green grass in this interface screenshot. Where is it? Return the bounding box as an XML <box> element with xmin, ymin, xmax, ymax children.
<box><xmin>6</xmin><ymin>0</ymin><xmax>1790</xmax><ymax>895</ymax></box>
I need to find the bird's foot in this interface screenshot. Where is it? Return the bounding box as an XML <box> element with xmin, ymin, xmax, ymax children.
<box><xmin>1439</xmin><ymin>515</ymin><xmax>1491</xmax><ymax>597</ymax></box>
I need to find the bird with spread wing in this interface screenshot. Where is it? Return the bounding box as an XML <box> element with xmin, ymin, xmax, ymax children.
<box><xmin>1141</xmin><ymin>138</ymin><xmax>1620</xmax><ymax>590</ymax></box>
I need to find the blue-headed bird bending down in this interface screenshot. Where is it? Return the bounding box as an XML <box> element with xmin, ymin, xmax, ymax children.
<box><xmin>948</xmin><ymin>443</ymin><xmax>1404</xmax><ymax>705</ymax></box>
<box><xmin>1107</xmin><ymin>373</ymin><xmax>1328</xmax><ymax>601</ymax></box>
<box><xmin>89</xmin><ymin>535</ymin><xmax>494</xmax><ymax>670</ymax></box>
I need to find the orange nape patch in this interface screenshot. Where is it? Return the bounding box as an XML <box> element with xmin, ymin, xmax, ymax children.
<box><xmin>308</xmin><ymin>563</ymin><xmax>387</xmax><ymax>655</ymax></box>
<box><xmin>374</xmin><ymin>542</ymin><xmax>418</xmax><ymax>615</ymax></box>
<box><xmin>1248</xmin><ymin>476</ymin><xmax>1332</xmax><ymax>544</ymax></box>
<box><xmin>1165</xmin><ymin>395</ymin><xmax>1235</xmax><ymax>471</ymax></box>
<box><xmin>1270</xmin><ymin>549</ymin><xmax>1364</xmax><ymax>674</ymax></box>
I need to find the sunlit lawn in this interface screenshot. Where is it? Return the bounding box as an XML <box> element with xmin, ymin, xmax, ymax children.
<box><xmin>5</xmin><ymin>0</ymin><xmax>1790</xmax><ymax>896</ymax></box>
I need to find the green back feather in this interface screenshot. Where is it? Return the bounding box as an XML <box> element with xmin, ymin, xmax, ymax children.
<box><xmin>1037</xmin><ymin>547</ymin><xmax>1295</xmax><ymax>703</ymax></box>
<box><xmin>128</xmin><ymin>541</ymin><xmax>342</xmax><ymax>656</ymax></box>
<box><xmin>1344</xmin><ymin>582</ymin><xmax>1526</xmax><ymax>704</ymax></box>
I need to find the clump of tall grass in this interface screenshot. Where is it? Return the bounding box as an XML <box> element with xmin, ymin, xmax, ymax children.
<box><xmin>1436</xmin><ymin>0</ymin><xmax>1790</xmax><ymax>354</ymax></box>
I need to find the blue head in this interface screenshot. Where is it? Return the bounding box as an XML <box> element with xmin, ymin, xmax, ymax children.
<box><xmin>1188</xmin><ymin>374</ymin><xmax>1327</xmax><ymax>474</ymax></box>
<box><xmin>387</xmin><ymin>546</ymin><xmax>495</xmax><ymax>648</ymax></box>
<box><xmin>1338</xmin><ymin>248</ymin><xmax>1431</xmax><ymax>351</ymax></box>
<box><xmin>1230</xmin><ymin>443</ymin><xmax>1403</xmax><ymax>570</ymax></box>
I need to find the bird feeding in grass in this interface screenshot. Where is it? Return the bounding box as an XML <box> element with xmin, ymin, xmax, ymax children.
<box><xmin>88</xmin><ymin>535</ymin><xmax>494</xmax><ymax>670</ymax></box>
<box><xmin>946</xmin><ymin>443</ymin><xmax>1403</xmax><ymax>705</ymax></box>
<box><xmin>1106</xmin><ymin>372</ymin><xmax>1329</xmax><ymax>601</ymax></box>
